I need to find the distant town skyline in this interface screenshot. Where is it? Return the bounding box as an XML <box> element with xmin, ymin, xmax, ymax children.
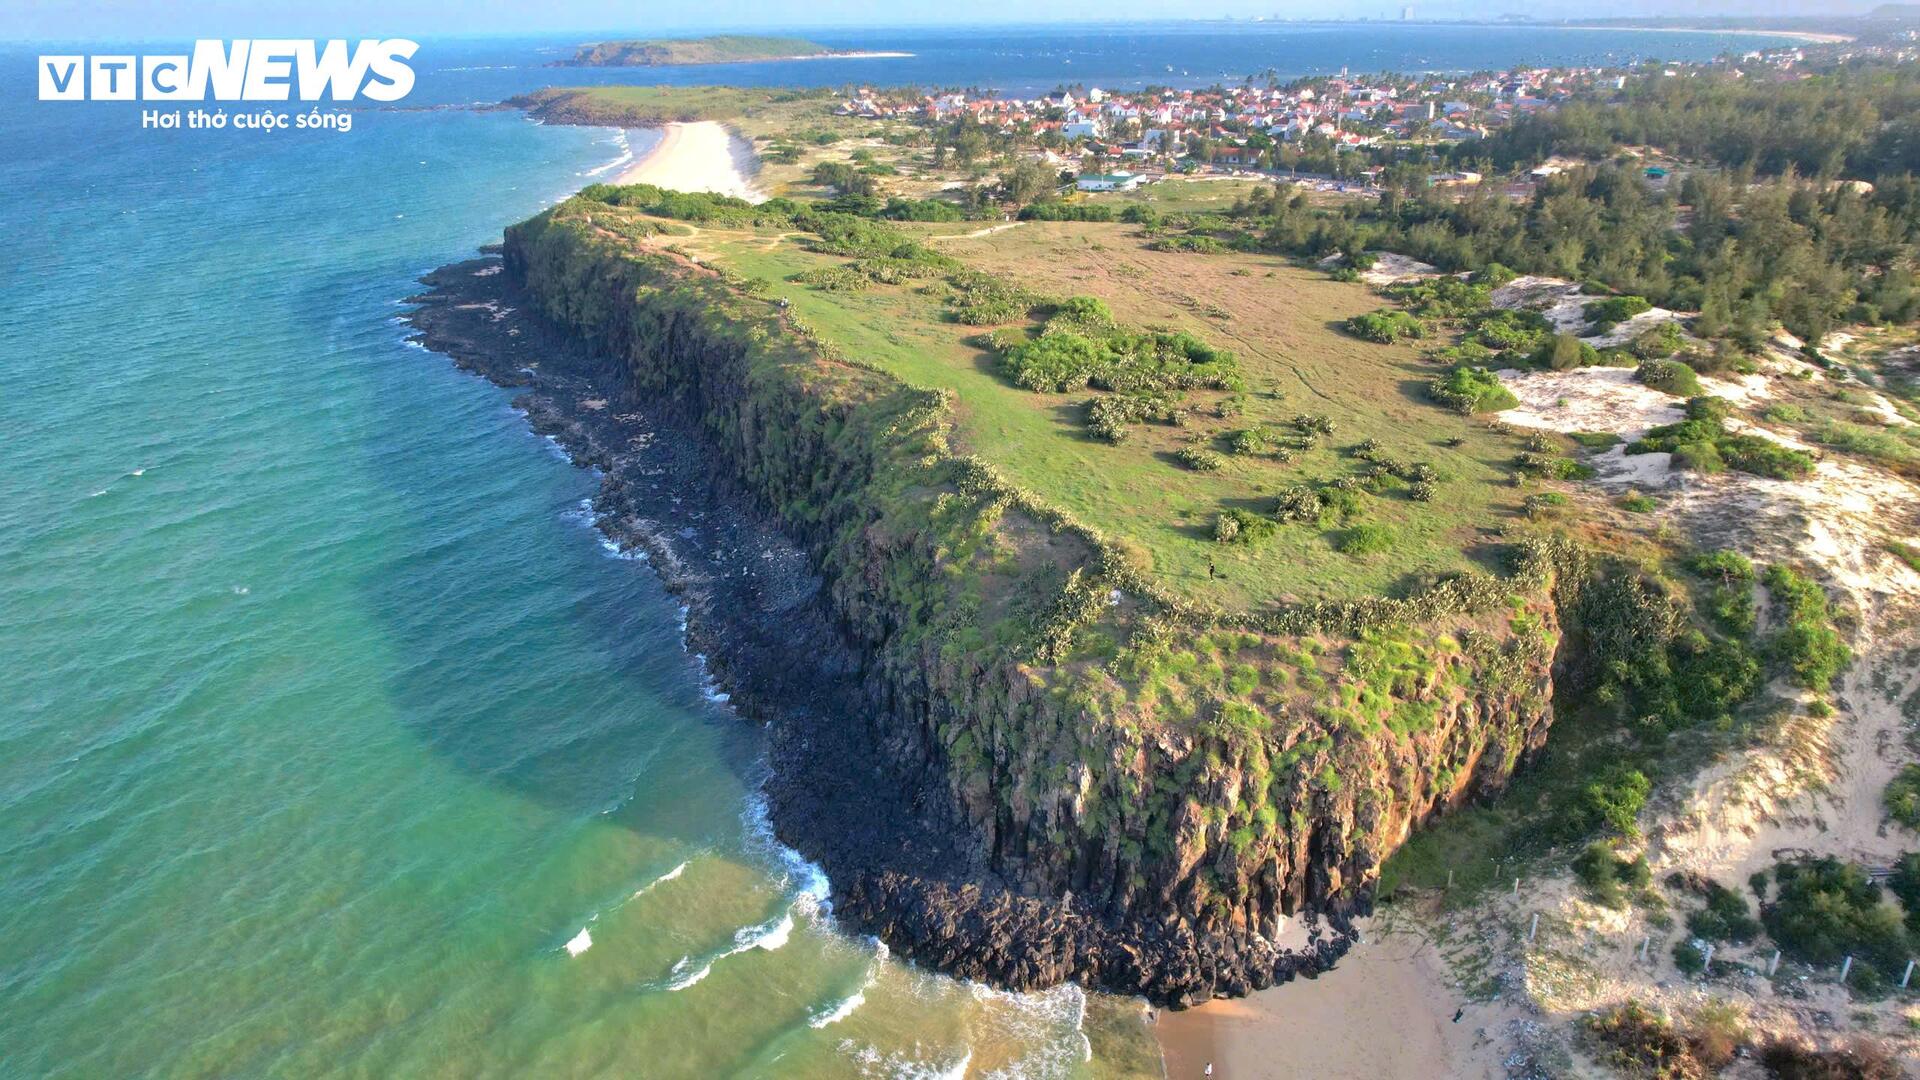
<box><xmin>3</xmin><ymin>0</ymin><xmax>1884</xmax><ymax>43</ymax></box>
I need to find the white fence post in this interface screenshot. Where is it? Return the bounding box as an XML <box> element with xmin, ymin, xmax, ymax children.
<box><xmin>1639</xmin><ymin>935</ymin><xmax>1650</xmax><ymax>963</ymax></box>
<box><xmin>1528</xmin><ymin>913</ymin><xmax>1539</xmax><ymax>942</ymax></box>
<box><xmin>1512</xmin><ymin>877</ymin><xmax>1520</xmax><ymax>896</ymax></box>
<box><xmin>1702</xmin><ymin>943</ymin><xmax>1715</xmax><ymax>971</ymax></box>
<box><xmin>1840</xmin><ymin>955</ymin><xmax>1854</xmax><ymax>983</ymax></box>
<box><xmin>1902</xmin><ymin>960</ymin><xmax>1914</xmax><ymax>989</ymax></box>
<box><xmin>1768</xmin><ymin>950</ymin><xmax>1781</xmax><ymax>977</ymax></box>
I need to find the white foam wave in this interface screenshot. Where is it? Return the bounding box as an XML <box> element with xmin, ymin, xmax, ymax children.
<box><xmin>970</xmin><ymin>981</ymin><xmax>1092</xmax><ymax>1080</ymax></box>
<box><xmin>564</xmin><ymin>928</ymin><xmax>592</xmax><ymax>957</ymax></box>
<box><xmin>742</xmin><ymin>790</ymin><xmax>831</xmax><ymax>917</ymax></box>
<box><xmin>809</xmin><ymin>946</ymin><xmax>882</xmax><ymax>1028</ymax></box>
<box><xmin>841</xmin><ymin>1044</ymin><xmax>974</xmax><ymax>1080</ymax></box>
<box><xmin>633</xmin><ymin>859</ymin><xmax>688</xmax><ymax>897</ymax></box>
<box><xmin>649</xmin><ymin>907</ymin><xmax>795</xmax><ymax>993</ymax></box>
<box><xmin>691</xmin><ymin>654</ymin><xmax>731</xmax><ymax>702</ymax></box>
<box><xmin>583</xmin><ymin>129</ymin><xmax>634</xmax><ymax>177</ymax></box>
<box><xmin>809</xmin><ymin>988</ymin><xmax>866</xmax><ymax>1028</ymax></box>
<box><xmin>664</xmin><ymin>956</ymin><xmax>711</xmax><ymax>990</ymax></box>
<box><xmin>747</xmin><ymin>912</ymin><xmax>793</xmax><ymax>951</ymax></box>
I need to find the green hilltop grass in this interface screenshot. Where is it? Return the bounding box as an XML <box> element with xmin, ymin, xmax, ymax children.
<box><xmin>659</xmin><ymin>213</ymin><xmax>1533</xmax><ymax>610</ymax></box>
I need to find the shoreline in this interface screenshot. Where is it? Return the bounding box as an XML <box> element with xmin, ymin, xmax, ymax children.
<box><xmin>399</xmin><ymin>251</ymin><xmax>1358</xmax><ymax>1008</ymax></box>
<box><xmin>612</xmin><ymin>120</ymin><xmax>762</xmax><ymax>202</ymax></box>
<box><xmin>1156</xmin><ymin>916</ymin><xmax>1512</xmax><ymax>1078</ymax></box>
<box><xmin>1559</xmin><ymin>24</ymin><xmax>1855</xmax><ymax>44</ymax></box>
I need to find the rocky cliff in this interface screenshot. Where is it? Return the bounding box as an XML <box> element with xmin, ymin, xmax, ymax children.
<box><xmin>489</xmin><ymin>203</ymin><xmax>1571</xmax><ymax>1004</ymax></box>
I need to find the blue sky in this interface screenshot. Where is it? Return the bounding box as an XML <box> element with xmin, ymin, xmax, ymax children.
<box><xmin>6</xmin><ymin>0</ymin><xmax>1870</xmax><ymax>42</ymax></box>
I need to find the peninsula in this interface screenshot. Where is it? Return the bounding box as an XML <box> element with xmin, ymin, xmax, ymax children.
<box><xmin>417</xmin><ymin>37</ymin><xmax>1920</xmax><ymax>1072</ymax></box>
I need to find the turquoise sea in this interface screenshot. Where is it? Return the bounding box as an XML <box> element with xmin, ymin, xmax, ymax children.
<box><xmin>0</xmin><ymin>24</ymin><xmax>1801</xmax><ymax>1078</ymax></box>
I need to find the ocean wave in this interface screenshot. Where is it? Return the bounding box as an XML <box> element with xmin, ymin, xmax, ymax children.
<box><xmin>583</xmin><ymin>130</ymin><xmax>634</xmax><ymax>178</ymax></box>
<box><xmin>841</xmin><ymin>1042</ymin><xmax>973</xmax><ymax>1080</ymax></box>
<box><xmin>970</xmin><ymin>981</ymin><xmax>1093</xmax><ymax>1079</ymax></box>
<box><xmin>741</xmin><ymin>789</ymin><xmax>831</xmax><ymax>917</ymax></box>
<box><xmin>664</xmin><ymin>955</ymin><xmax>711</xmax><ymax>990</ymax></box>
<box><xmin>560</xmin><ymin>497</ymin><xmax>646</xmax><ymax>561</ymax></box>
<box><xmin>809</xmin><ymin>942</ymin><xmax>883</xmax><ymax>1028</ymax></box>
<box><xmin>648</xmin><ymin>907</ymin><xmax>794</xmax><ymax>993</ymax></box>
<box><xmin>634</xmin><ymin>859</ymin><xmax>688</xmax><ymax>897</ymax></box>
<box><xmin>808</xmin><ymin>987</ymin><xmax>865</xmax><ymax>1028</ymax></box>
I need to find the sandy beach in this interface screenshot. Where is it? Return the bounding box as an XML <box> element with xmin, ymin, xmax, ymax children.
<box><xmin>1157</xmin><ymin>919</ymin><xmax>1508</xmax><ymax>1079</ymax></box>
<box><xmin>1563</xmin><ymin>24</ymin><xmax>1854</xmax><ymax>44</ymax></box>
<box><xmin>613</xmin><ymin>121</ymin><xmax>761</xmax><ymax>202</ymax></box>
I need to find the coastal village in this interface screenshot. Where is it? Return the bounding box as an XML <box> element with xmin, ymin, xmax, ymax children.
<box><xmin>836</xmin><ymin>41</ymin><xmax>1893</xmax><ymax>197</ymax></box>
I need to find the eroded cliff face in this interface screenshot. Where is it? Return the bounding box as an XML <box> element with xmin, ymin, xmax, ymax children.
<box><xmin>497</xmin><ymin>209</ymin><xmax>1564</xmax><ymax>1003</ymax></box>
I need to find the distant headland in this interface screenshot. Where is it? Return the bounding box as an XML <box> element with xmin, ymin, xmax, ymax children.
<box><xmin>553</xmin><ymin>34</ymin><xmax>908</xmax><ymax>68</ymax></box>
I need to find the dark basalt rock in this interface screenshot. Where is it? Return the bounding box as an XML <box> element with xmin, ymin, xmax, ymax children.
<box><xmin>402</xmin><ymin>254</ymin><xmax>1354</xmax><ymax>1006</ymax></box>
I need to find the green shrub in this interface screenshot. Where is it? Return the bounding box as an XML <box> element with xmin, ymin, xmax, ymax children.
<box><xmin>1762</xmin><ymin>565</ymin><xmax>1851</xmax><ymax>691</ymax></box>
<box><xmin>1214</xmin><ymin>508</ymin><xmax>1277</xmax><ymax>545</ymax></box>
<box><xmin>1672</xmin><ymin>939</ymin><xmax>1709</xmax><ymax>976</ymax></box>
<box><xmin>1147</xmin><ymin>234</ymin><xmax>1227</xmax><ymax>254</ymax></box>
<box><xmin>1574</xmin><ymin>843</ymin><xmax>1650</xmax><ymax>909</ymax></box>
<box><xmin>1687</xmin><ymin>549</ymin><xmax>1757</xmax><ymax>636</ymax></box>
<box><xmin>1765</xmin><ymin>857</ymin><xmax>1910</xmax><ymax>978</ymax></box>
<box><xmin>1584</xmin><ymin>294</ymin><xmax>1653</xmax><ymax>332</ymax></box>
<box><xmin>881</xmin><ymin>196</ymin><xmax>969</xmax><ymax>222</ymax></box>
<box><xmin>1176</xmin><ymin>446</ymin><xmax>1226</xmax><ymax>471</ymax></box>
<box><xmin>1386</xmin><ymin>276</ymin><xmax>1491</xmax><ymax>318</ymax></box>
<box><xmin>1524</xmin><ymin>492</ymin><xmax>1572</xmax><ymax>519</ymax></box>
<box><xmin>1630</xmin><ymin>321</ymin><xmax>1686</xmax><ymax>360</ymax></box>
<box><xmin>1638</xmin><ymin>358</ymin><xmax>1703</xmax><ymax>397</ymax></box>
<box><xmin>1566</xmin><ymin>765</ymin><xmax>1651</xmax><ymax>838</ymax></box>
<box><xmin>1889</xmin><ymin>852</ymin><xmax>1920</xmax><ymax>933</ymax></box>
<box><xmin>1346</xmin><ymin>308</ymin><xmax>1426</xmax><ymax>343</ymax></box>
<box><xmin>1333</xmin><ymin>523</ymin><xmax>1394</xmax><ymax>555</ymax></box>
<box><xmin>1887</xmin><ymin>541</ymin><xmax>1920</xmax><ymax>573</ymax></box>
<box><xmin>1538</xmin><ymin>333</ymin><xmax>1601</xmax><ymax>371</ymax></box>
<box><xmin>1884</xmin><ymin>765</ymin><xmax>1920</xmax><ymax>831</ymax></box>
<box><xmin>1685</xmin><ymin>880</ymin><xmax>1761</xmax><ymax>943</ymax></box>
<box><xmin>948</xmin><ymin>270</ymin><xmax>1039</xmax><ymax>324</ymax></box>
<box><xmin>1619</xmin><ymin>492</ymin><xmax>1658</xmax><ymax>513</ymax></box>
<box><xmin>1470</xmin><ymin>308</ymin><xmax>1551</xmax><ymax>354</ymax></box>
<box><xmin>1429</xmin><ymin>365</ymin><xmax>1518</xmax><ymax>414</ymax></box>
<box><xmin>1227</xmin><ymin>428</ymin><xmax>1269</xmax><ymax>455</ymax></box>
<box><xmin>1629</xmin><ymin>411</ymin><xmax>1813</xmax><ymax>480</ymax></box>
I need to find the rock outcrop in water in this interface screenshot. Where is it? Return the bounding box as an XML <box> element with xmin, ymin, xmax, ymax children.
<box><xmin>405</xmin><ymin>204</ymin><xmax>1580</xmax><ymax>1005</ymax></box>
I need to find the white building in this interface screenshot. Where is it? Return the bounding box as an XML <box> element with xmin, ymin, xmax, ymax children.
<box><xmin>1076</xmin><ymin>172</ymin><xmax>1145</xmax><ymax>192</ymax></box>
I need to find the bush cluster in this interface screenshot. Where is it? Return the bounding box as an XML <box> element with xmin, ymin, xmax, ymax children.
<box><xmin>1345</xmin><ymin>308</ymin><xmax>1425</xmax><ymax>343</ymax></box>
<box><xmin>1213</xmin><ymin>508</ymin><xmax>1277</xmax><ymax>545</ymax></box>
<box><xmin>999</xmin><ymin>327</ymin><xmax>1241</xmax><ymax>395</ymax></box>
<box><xmin>1429</xmin><ymin>365</ymin><xmax>1518</xmax><ymax>414</ymax></box>
<box><xmin>1637</xmin><ymin>357</ymin><xmax>1704</xmax><ymax>397</ymax></box>
<box><xmin>1628</xmin><ymin>398</ymin><xmax>1814</xmax><ymax>480</ymax></box>
<box><xmin>1764</xmin><ymin>857</ymin><xmax>1909</xmax><ymax>985</ymax></box>
<box><xmin>1762</xmin><ymin>564</ymin><xmax>1851</xmax><ymax>691</ymax></box>
<box><xmin>1573</xmin><ymin>843</ymin><xmax>1651</xmax><ymax>909</ymax></box>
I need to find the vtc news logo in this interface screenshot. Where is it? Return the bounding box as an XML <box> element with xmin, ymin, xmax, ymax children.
<box><xmin>39</xmin><ymin>40</ymin><xmax>418</xmax><ymax>101</ymax></box>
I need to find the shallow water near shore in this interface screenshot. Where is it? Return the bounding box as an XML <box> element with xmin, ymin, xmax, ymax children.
<box><xmin>0</xmin><ymin>25</ymin><xmax>1805</xmax><ymax>1078</ymax></box>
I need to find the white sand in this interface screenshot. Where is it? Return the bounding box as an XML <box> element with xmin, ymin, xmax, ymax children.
<box><xmin>1360</xmin><ymin>252</ymin><xmax>1441</xmax><ymax>286</ymax></box>
<box><xmin>614</xmin><ymin>122</ymin><xmax>761</xmax><ymax>203</ymax></box>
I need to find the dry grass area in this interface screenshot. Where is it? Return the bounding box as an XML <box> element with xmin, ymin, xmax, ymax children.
<box><xmin>656</xmin><ymin>214</ymin><xmax>1535</xmax><ymax>609</ymax></box>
